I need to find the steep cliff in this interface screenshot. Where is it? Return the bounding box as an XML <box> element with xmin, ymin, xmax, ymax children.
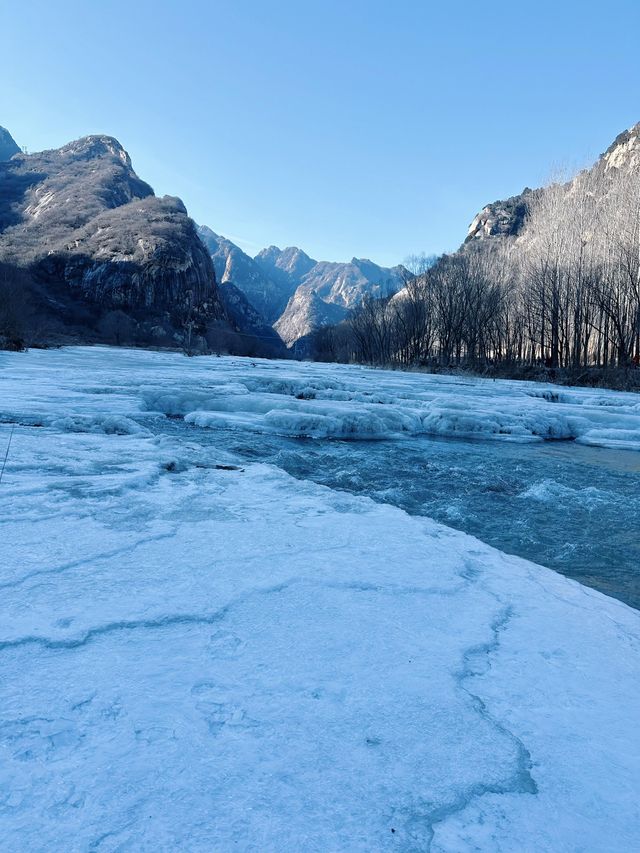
<box><xmin>218</xmin><ymin>282</ymin><xmax>287</xmax><ymax>357</ymax></box>
<box><xmin>464</xmin><ymin>122</ymin><xmax>640</xmax><ymax>248</ymax></box>
<box><xmin>0</xmin><ymin>133</ymin><xmax>225</xmax><ymax>342</ymax></box>
<box><xmin>198</xmin><ymin>226</ymin><xmax>290</xmax><ymax>322</ymax></box>
<box><xmin>274</xmin><ymin>285</ymin><xmax>349</xmax><ymax>353</ymax></box>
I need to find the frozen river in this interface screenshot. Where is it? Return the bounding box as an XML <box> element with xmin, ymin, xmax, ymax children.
<box><xmin>176</xmin><ymin>426</ymin><xmax>640</xmax><ymax>609</ymax></box>
<box><xmin>147</xmin><ymin>358</ymin><xmax>640</xmax><ymax>609</ymax></box>
<box><xmin>4</xmin><ymin>347</ymin><xmax>640</xmax><ymax>607</ymax></box>
<box><xmin>2</xmin><ymin>347</ymin><xmax>640</xmax><ymax>850</ymax></box>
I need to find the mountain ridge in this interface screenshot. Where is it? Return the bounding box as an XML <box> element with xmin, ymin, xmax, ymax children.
<box><xmin>0</xmin><ymin>130</ymin><xmax>229</xmax><ymax>348</ymax></box>
<box><xmin>198</xmin><ymin>233</ymin><xmax>408</xmax><ymax>348</ymax></box>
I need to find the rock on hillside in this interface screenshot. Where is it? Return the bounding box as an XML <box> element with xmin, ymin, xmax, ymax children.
<box><xmin>465</xmin><ymin>188</ymin><xmax>537</xmax><ymax>242</ymax></box>
<box><xmin>465</xmin><ymin>122</ymin><xmax>640</xmax><ymax>247</ymax></box>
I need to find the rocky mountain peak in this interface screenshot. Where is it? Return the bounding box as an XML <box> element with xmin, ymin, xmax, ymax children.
<box><xmin>466</xmin><ymin>188</ymin><xmax>535</xmax><ymax>242</ymax></box>
<box><xmin>57</xmin><ymin>134</ymin><xmax>134</xmax><ymax>167</ymax></box>
<box><xmin>602</xmin><ymin>122</ymin><xmax>640</xmax><ymax>172</ymax></box>
<box><xmin>351</xmin><ymin>257</ymin><xmax>387</xmax><ymax>280</ymax></box>
<box><xmin>0</xmin><ymin>126</ymin><xmax>20</xmax><ymax>161</ymax></box>
<box><xmin>254</xmin><ymin>245</ymin><xmax>316</xmax><ymax>284</ymax></box>
<box><xmin>273</xmin><ymin>284</ymin><xmax>349</xmax><ymax>350</ymax></box>
<box><xmin>467</xmin><ymin>121</ymin><xmax>640</xmax><ymax>244</ymax></box>
<box><xmin>0</xmin><ymin>132</ymin><xmax>226</xmax><ymax>344</ymax></box>
<box><xmin>255</xmin><ymin>245</ymin><xmax>282</xmax><ymax>263</ymax></box>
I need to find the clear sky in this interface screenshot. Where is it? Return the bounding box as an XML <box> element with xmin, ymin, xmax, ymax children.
<box><xmin>2</xmin><ymin>0</ymin><xmax>639</xmax><ymax>266</ymax></box>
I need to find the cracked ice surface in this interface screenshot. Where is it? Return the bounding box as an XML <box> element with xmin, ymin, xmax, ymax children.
<box><xmin>1</xmin><ymin>347</ymin><xmax>640</xmax><ymax>851</ymax></box>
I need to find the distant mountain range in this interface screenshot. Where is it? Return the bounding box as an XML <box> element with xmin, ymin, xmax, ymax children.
<box><xmin>196</xmin><ymin>227</ymin><xmax>408</xmax><ymax>350</ymax></box>
<box><xmin>4</xmin><ymin>120</ymin><xmax>637</xmax><ymax>358</ymax></box>
<box><xmin>0</xmin><ymin>123</ymin><xmax>407</xmax><ymax>353</ymax></box>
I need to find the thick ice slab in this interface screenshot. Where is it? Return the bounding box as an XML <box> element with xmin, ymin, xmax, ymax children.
<box><xmin>1</xmin><ymin>348</ymin><xmax>639</xmax><ymax>851</ymax></box>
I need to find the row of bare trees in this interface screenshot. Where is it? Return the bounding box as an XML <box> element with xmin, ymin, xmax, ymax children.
<box><xmin>313</xmin><ymin>161</ymin><xmax>640</xmax><ymax>374</ymax></box>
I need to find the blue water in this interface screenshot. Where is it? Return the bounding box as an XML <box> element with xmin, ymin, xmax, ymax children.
<box><xmin>156</xmin><ymin>416</ymin><xmax>640</xmax><ymax>609</ymax></box>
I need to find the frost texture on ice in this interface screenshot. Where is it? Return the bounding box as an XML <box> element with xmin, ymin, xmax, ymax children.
<box><xmin>1</xmin><ymin>346</ymin><xmax>640</xmax><ymax>852</ymax></box>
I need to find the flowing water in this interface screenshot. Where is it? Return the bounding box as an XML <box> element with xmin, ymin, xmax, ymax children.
<box><xmin>155</xmin><ymin>417</ymin><xmax>640</xmax><ymax>610</ymax></box>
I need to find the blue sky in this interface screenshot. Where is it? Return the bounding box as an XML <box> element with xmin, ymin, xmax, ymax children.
<box><xmin>2</xmin><ymin>0</ymin><xmax>639</xmax><ymax>266</ymax></box>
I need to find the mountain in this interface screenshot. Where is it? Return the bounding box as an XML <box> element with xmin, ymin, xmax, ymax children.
<box><xmin>364</xmin><ymin>120</ymin><xmax>640</xmax><ymax>374</ymax></box>
<box><xmin>197</xmin><ymin>233</ymin><xmax>407</xmax><ymax>349</ymax></box>
<box><xmin>294</xmin><ymin>257</ymin><xmax>406</xmax><ymax>308</ymax></box>
<box><xmin>255</xmin><ymin>246</ymin><xmax>405</xmax><ymax>310</ymax></box>
<box><xmin>217</xmin><ymin>282</ymin><xmax>287</xmax><ymax>357</ymax></box>
<box><xmin>270</xmin><ymin>255</ymin><xmax>406</xmax><ymax>348</ymax></box>
<box><xmin>465</xmin><ymin>122</ymin><xmax>640</xmax><ymax>249</ymax></box>
<box><xmin>274</xmin><ymin>285</ymin><xmax>350</xmax><ymax>353</ymax></box>
<box><xmin>197</xmin><ymin>227</ymin><xmax>290</xmax><ymax>323</ymax></box>
<box><xmin>0</xmin><ymin>126</ymin><xmax>20</xmax><ymax>161</ymax></box>
<box><xmin>254</xmin><ymin>245</ymin><xmax>316</xmax><ymax>293</ymax></box>
<box><xmin>0</xmin><ymin>133</ymin><xmax>226</xmax><ymax>346</ymax></box>
<box><xmin>465</xmin><ymin>188</ymin><xmax>537</xmax><ymax>242</ymax></box>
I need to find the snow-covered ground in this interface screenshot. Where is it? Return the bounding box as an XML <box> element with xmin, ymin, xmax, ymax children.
<box><xmin>1</xmin><ymin>347</ymin><xmax>640</xmax><ymax>851</ymax></box>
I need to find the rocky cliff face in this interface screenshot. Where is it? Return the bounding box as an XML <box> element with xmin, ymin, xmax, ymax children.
<box><xmin>198</xmin><ymin>233</ymin><xmax>406</xmax><ymax>348</ymax></box>
<box><xmin>464</xmin><ymin>122</ymin><xmax>640</xmax><ymax>247</ymax></box>
<box><xmin>0</xmin><ymin>133</ymin><xmax>225</xmax><ymax>341</ymax></box>
<box><xmin>465</xmin><ymin>189</ymin><xmax>536</xmax><ymax>242</ymax></box>
<box><xmin>254</xmin><ymin>245</ymin><xmax>316</xmax><ymax>294</ymax></box>
<box><xmin>0</xmin><ymin>126</ymin><xmax>20</xmax><ymax>162</ymax></box>
<box><xmin>198</xmin><ymin>227</ymin><xmax>290</xmax><ymax>323</ymax></box>
<box><xmin>601</xmin><ymin>123</ymin><xmax>640</xmax><ymax>172</ymax></box>
<box><xmin>274</xmin><ymin>285</ymin><xmax>349</xmax><ymax>351</ymax></box>
<box><xmin>218</xmin><ymin>282</ymin><xmax>287</xmax><ymax>357</ymax></box>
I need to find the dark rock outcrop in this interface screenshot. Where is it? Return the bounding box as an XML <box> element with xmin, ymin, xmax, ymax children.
<box><xmin>0</xmin><ymin>133</ymin><xmax>225</xmax><ymax>342</ymax></box>
<box><xmin>465</xmin><ymin>188</ymin><xmax>537</xmax><ymax>242</ymax></box>
<box><xmin>218</xmin><ymin>282</ymin><xmax>287</xmax><ymax>357</ymax></box>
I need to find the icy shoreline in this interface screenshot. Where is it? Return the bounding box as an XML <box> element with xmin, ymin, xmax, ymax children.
<box><xmin>2</xmin><ymin>347</ymin><xmax>640</xmax><ymax>851</ymax></box>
